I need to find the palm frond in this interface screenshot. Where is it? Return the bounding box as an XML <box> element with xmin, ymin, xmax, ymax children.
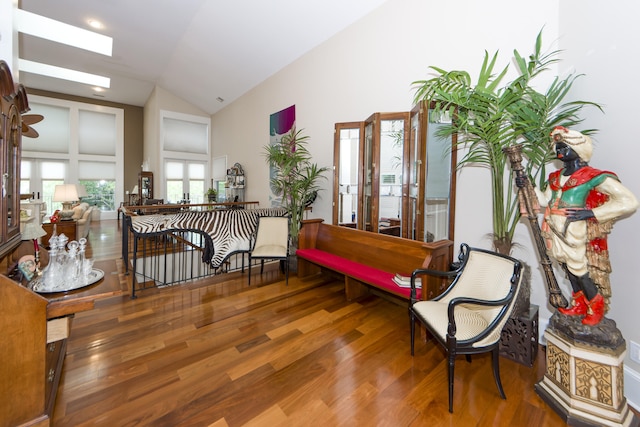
<box><xmin>412</xmin><ymin>29</ymin><xmax>601</xmax><ymax>253</ymax></box>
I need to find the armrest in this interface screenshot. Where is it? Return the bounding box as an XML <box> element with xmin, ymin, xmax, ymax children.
<box><xmin>410</xmin><ymin>268</ymin><xmax>457</xmax><ymax>301</ymax></box>
<box><xmin>446</xmin><ymin>293</ymin><xmax>515</xmax><ymax>342</ymax></box>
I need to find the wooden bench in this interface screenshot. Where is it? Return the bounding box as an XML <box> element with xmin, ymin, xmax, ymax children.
<box><xmin>296</xmin><ymin>219</ymin><xmax>453</xmax><ymax>301</ymax></box>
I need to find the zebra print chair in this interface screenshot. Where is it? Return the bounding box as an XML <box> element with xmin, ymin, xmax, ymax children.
<box><xmin>248</xmin><ymin>216</ymin><xmax>290</xmax><ymax>285</ymax></box>
<box><xmin>409</xmin><ymin>243</ymin><xmax>522</xmax><ymax>412</ymax></box>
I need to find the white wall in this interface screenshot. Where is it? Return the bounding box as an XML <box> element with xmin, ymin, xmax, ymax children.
<box><xmin>211</xmin><ymin>0</ymin><xmax>640</xmax><ymax>407</ymax></box>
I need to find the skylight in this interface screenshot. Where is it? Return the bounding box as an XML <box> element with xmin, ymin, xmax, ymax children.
<box><xmin>19</xmin><ymin>59</ymin><xmax>110</xmax><ymax>88</ymax></box>
<box><xmin>16</xmin><ymin>9</ymin><xmax>112</xmax><ymax>56</ymax></box>
<box><xmin>15</xmin><ymin>9</ymin><xmax>112</xmax><ymax>87</ymax></box>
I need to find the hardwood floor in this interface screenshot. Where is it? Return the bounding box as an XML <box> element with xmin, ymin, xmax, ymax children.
<box><xmin>52</xmin><ymin>220</ymin><xmax>576</xmax><ymax>426</ymax></box>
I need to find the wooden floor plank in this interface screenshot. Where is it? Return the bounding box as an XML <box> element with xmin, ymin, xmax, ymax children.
<box><xmin>50</xmin><ymin>220</ymin><xmax>637</xmax><ymax>426</ymax></box>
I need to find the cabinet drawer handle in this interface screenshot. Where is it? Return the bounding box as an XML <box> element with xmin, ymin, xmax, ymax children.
<box><xmin>48</xmin><ymin>342</ymin><xmax>56</xmax><ymax>352</ymax></box>
<box><xmin>47</xmin><ymin>368</ymin><xmax>55</xmax><ymax>382</ymax></box>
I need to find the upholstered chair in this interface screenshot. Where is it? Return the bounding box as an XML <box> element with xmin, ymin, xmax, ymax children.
<box><xmin>409</xmin><ymin>243</ymin><xmax>523</xmax><ymax>412</ymax></box>
<box><xmin>248</xmin><ymin>216</ymin><xmax>290</xmax><ymax>285</ymax></box>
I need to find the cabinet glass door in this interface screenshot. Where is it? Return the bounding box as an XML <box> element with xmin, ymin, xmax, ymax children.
<box><xmin>361</xmin><ymin>112</ymin><xmax>409</xmax><ymax>236</ymax></box>
<box><xmin>409</xmin><ymin>101</ymin><xmax>457</xmax><ymax>243</ymax></box>
<box><xmin>333</xmin><ymin>122</ymin><xmax>363</xmax><ymax>227</ymax></box>
<box><xmin>409</xmin><ymin>104</ymin><xmax>423</xmax><ymax>241</ymax></box>
<box><xmin>362</xmin><ymin>115</ymin><xmax>376</xmax><ymax>232</ymax></box>
<box><xmin>4</xmin><ymin>103</ymin><xmax>21</xmax><ymax>244</ymax></box>
<box><xmin>424</xmin><ymin>107</ymin><xmax>456</xmax><ymax>242</ymax></box>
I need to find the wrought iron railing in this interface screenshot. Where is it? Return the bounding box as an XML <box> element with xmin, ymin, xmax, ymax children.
<box><xmin>121</xmin><ymin>202</ymin><xmax>287</xmax><ymax>298</ymax></box>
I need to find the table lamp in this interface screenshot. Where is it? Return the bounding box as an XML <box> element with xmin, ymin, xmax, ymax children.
<box><xmin>53</xmin><ymin>184</ymin><xmax>79</xmax><ymax>211</ymax></box>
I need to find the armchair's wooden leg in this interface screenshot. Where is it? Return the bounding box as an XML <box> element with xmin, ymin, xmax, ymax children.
<box><xmin>248</xmin><ymin>255</ymin><xmax>252</xmax><ymax>285</ymax></box>
<box><xmin>409</xmin><ymin>311</ymin><xmax>415</xmax><ymax>356</ymax></box>
<box><xmin>285</xmin><ymin>258</ymin><xmax>289</xmax><ymax>286</ymax></box>
<box><xmin>448</xmin><ymin>353</ymin><xmax>455</xmax><ymax>413</ymax></box>
<box><xmin>492</xmin><ymin>346</ymin><xmax>506</xmax><ymax>399</ymax></box>
<box><xmin>465</xmin><ymin>355</ymin><xmax>472</xmax><ymax>363</ymax></box>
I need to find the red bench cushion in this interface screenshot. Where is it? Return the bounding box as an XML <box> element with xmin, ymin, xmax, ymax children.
<box><xmin>296</xmin><ymin>248</ymin><xmax>421</xmax><ymax>299</ymax></box>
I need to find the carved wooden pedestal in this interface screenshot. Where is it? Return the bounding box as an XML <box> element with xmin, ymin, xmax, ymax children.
<box><xmin>535</xmin><ymin>315</ymin><xmax>638</xmax><ymax>427</ymax></box>
<box><xmin>500</xmin><ymin>304</ymin><xmax>539</xmax><ymax>367</ymax></box>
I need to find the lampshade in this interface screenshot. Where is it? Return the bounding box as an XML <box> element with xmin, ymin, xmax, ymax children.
<box><xmin>22</xmin><ymin>222</ymin><xmax>47</xmax><ymax>240</ymax></box>
<box><xmin>53</xmin><ymin>184</ymin><xmax>80</xmax><ymax>211</ymax></box>
<box><xmin>77</xmin><ymin>184</ymin><xmax>88</xmax><ymax>198</ymax></box>
<box><xmin>132</xmin><ymin>185</ymin><xmax>139</xmax><ymax>194</ymax></box>
<box><xmin>52</xmin><ymin>184</ymin><xmax>79</xmax><ymax>203</ymax></box>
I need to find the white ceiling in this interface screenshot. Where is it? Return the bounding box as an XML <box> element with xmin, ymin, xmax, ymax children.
<box><xmin>18</xmin><ymin>0</ymin><xmax>388</xmax><ymax>115</ymax></box>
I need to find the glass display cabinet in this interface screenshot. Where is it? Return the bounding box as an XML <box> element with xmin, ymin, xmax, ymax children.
<box><xmin>138</xmin><ymin>171</ymin><xmax>153</xmax><ymax>202</ymax></box>
<box><xmin>332</xmin><ymin>103</ymin><xmax>456</xmax><ymax>244</ymax></box>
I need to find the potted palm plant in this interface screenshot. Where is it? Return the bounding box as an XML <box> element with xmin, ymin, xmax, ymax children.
<box><xmin>412</xmin><ymin>30</ymin><xmax>601</xmax><ymax>255</ymax></box>
<box><xmin>264</xmin><ymin>127</ymin><xmax>329</xmax><ymax>245</ymax></box>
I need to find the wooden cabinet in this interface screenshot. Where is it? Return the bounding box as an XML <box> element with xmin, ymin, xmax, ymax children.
<box><xmin>0</xmin><ymin>61</ymin><xmax>25</xmax><ymax>260</ymax></box>
<box><xmin>0</xmin><ymin>259</ymin><xmax>125</xmax><ymax>427</ymax></box>
<box><xmin>138</xmin><ymin>171</ymin><xmax>153</xmax><ymax>202</ymax></box>
<box><xmin>0</xmin><ymin>63</ymin><xmax>124</xmax><ymax>424</ymax></box>
<box><xmin>41</xmin><ymin>220</ymin><xmax>77</xmax><ymax>248</ymax></box>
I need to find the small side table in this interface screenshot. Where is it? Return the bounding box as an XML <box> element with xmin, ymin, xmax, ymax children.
<box><xmin>499</xmin><ymin>304</ymin><xmax>539</xmax><ymax>367</ymax></box>
<box><xmin>41</xmin><ymin>220</ymin><xmax>77</xmax><ymax>248</ymax></box>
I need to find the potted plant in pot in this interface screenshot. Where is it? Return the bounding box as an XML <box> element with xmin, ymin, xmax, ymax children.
<box><xmin>264</xmin><ymin>127</ymin><xmax>329</xmax><ymax>247</ymax></box>
<box><xmin>412</xmin><ymin>30</ymin><xmax>601</xmax><ymax>256</ymax></box>
<box><xmin>206</xmin><ymin>187</ymin><xmax>217</xmax><ymax>202</ymax></box>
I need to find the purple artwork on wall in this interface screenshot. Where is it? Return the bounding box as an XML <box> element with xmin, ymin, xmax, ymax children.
<box><xmin>269</xmin><ymin>105</ymin><xmax>295</xmax><ymax>205</ymax></box>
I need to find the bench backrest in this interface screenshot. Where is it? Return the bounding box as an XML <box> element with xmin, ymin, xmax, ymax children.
<box><xmin>299</xmin><ymin>219</ymin><xmax>452</xmax><ymax>276</ymax></box>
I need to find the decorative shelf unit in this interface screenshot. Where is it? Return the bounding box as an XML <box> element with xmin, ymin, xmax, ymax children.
<box><xmin>225</xmin><ymin>162</ymin><xmax>245</xmax><ymax>203</ymax></box>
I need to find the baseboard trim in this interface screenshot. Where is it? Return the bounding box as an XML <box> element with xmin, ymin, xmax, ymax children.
<box><xmin>625</xmin><ymin>364</ymin><xmax>640</xmax><ymax>412</ymax></box>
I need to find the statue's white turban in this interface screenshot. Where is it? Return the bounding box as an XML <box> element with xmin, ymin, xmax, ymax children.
<box><xmin>550</xmin><ymin>126</ymin><xmax>593</xmax><ymax>162</ymax></box>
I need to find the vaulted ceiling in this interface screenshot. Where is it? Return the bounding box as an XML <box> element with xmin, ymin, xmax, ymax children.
<box><xmin>18</xmin><ymin>0</ymin><xmax>388</xmax><ymax>115</ymax></box>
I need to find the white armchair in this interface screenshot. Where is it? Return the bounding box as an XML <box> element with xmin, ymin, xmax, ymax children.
<box><xmin>248</xmin><ymin>216</ymin><xmax>290</xmax><ymax>285</ymax></box>
<box><xmin>409</xmin><ymin>243</ymin><xmax>523</xmax><ymax>412</ymax></box>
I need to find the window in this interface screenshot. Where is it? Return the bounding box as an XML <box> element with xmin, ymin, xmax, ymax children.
<box><xmin>21</xmin><ymin>95</ymin><xmax>124</xmax><ymax>220</ymax></box>
<box><xmin>165</xmin><ymin>160</ymin><xmax>205</xmax><ymax>203</ymax></box>
<box><xmin>160</xmin><ymin>110</ymin><xmax>211</xmax><ymax>204</ymax></box>
<box><xmin>79</xmin><ymin>161</ymin><xmax>116</xmax><ymax>210</ymax></box>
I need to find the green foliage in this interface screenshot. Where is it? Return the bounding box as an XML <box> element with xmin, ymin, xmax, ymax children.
<box><xmin>264</xmin><ymin>127</ymin><xmax>329</xmax><ymax>241</ymax></box>
<box><xmin>412</xmin><ymin>30</ymin><xmax>601</xmax><ymax>254</ymax></box>
<box><xmin>79</xmin><ymin>180</ymin><xmax>116</xmax><ymax>210</ymax></box>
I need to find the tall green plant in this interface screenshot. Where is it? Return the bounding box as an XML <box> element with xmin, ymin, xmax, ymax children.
<box><xmin>264</xmin><ymin>127</ymin><xmax>329</xmax><ymax>242</ymax></box>
<box><xmin>412</xmin><ymin>30</ymin><xmax>601</xmax><ymax>254</ymax></box>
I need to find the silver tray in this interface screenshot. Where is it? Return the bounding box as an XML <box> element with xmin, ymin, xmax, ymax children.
<box><xmin>29</xmin><ymin>268</ymin><xmax>105</xmax><ymax>293</ymax></box>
